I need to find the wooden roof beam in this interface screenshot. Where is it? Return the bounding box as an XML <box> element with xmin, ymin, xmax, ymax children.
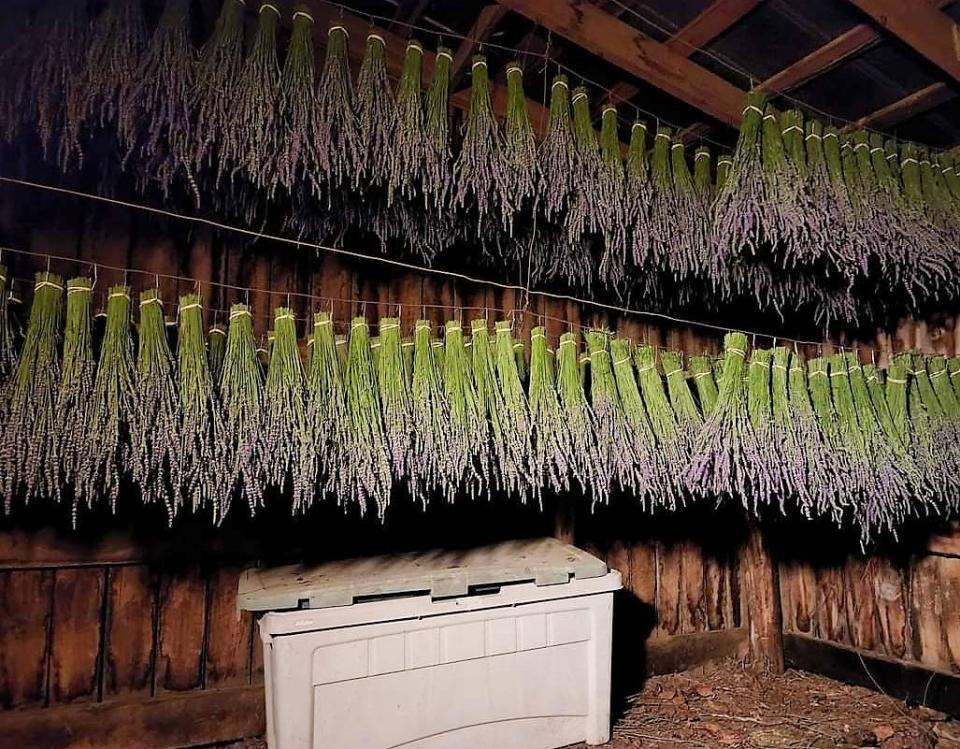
<box><xmin>389</xmin><ymin>0</ymin><xmax>431</xmax><ymax>35</ymax></box>
<box><xmin>449</xmin><ymin>5</ymin><xmax>509</xmax><ymax>90</ymax></box>
<box><xmin>846</xmin><ymin>81</ymin><xmax>956</xmax><ymax>131</ymax></box>
<box><xmin>844</xmin><ymin>0</ymin><xmax>960</xmax><ymax>84</ymax></box>
<box><xmin>496</xmin><ymin>0</ymin><xmax>748</xmax><ymax>126</ymax></box>
<box><xmin>665</xmin><ymin>0</ymin><xmax>765</xmax><ymax>57</ymax></box>
<box><xmin>760</xmin><ymin>0</ymin><xmax>954</xmax><ymax>96</ymax></box>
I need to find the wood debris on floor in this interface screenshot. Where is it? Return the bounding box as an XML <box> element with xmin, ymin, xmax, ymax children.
<box><xmin>208</xmin><ymin>662</ymin><xmax>959</xmax><ymax>749</ymax></box>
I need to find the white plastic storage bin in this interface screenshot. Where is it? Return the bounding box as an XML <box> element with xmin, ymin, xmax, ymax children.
<box><xmin>239</xmin><ymin>538</ymin><xmax>622</xmax><ymax>749</ymax></box>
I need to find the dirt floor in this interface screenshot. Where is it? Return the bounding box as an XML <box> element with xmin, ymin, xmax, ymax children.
<box><xmin>214</xmin><ymin>661</ymin><xmax>960</xmax><ymax>749</ymax></box>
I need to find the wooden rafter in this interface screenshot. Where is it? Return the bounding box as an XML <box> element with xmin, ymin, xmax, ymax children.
<box><xmin>846</xmin><ymin>82</ymin><xmax>956</xmax><ymax>130</ymax></box>
<box><xmin>302</xmin><ymin>1</ymin><xmax>551</xmax><ymax>137</ymax></box>
<box><xmin>389</xmin><ymin>0</ymin><xmax>431</xmax><ymax>34</ymax></box>
<box><xmin>497</xmin><ymin>0</ymin><xmax>747</xmax><ymax>125</ymax></box>
<box><xmin>665</xmin><ymin>0</ymin><xmax>764</xmax><ymax>56</ymax></box>
<box><xmin>844</xmin><ymin>0</ymin><xmax>960</xmax><ymax>84</ymax></box>
<box><xmin>449</xmin><ymin>5</ymin><xmax>509</xmax><ymax>90</ymax></box>
<box><xmin>760</xmin><ymin>0</ymin><xmax>954</xmax><ymax>96</ymax></box>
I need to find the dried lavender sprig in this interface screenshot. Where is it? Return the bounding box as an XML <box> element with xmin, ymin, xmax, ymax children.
<box><xmin>78</xmin><ymin>286</ymin><xmax>137</xmax><ymax>515</ymax></box>
<box><xmin>455</xmin><ymin>57</ymin><xmax>512</xmax><ymax>242</ymax></box>
<box><xmin>376</xmin><ymin>317</ymin><xmax>412</xmax><ymax>483</ymax></box>
<box><xmin>598</xmin><ymin>106</ymin><xmax>628</xmax><ymax>289</ymax></box>
<box><xmin>747</xmin><ymin>348</ymin><xmax>787</xmax><ymax>510</ymax></box>
<box><xmin>276</xmin><ymin>6</ymin><xmax>322</xmax><ymax>197</ymax></box>
<box><xmin>502</xmin><ymin>63</ymin><xmax>538</xmax><ymax>224</ymax></box>
<box><xmin>635</xmin><ymin>345</ymin><xmax>687</xmax><ymax>497</ymax></box>
<box><xmin>409</xmin><ymin>319</ymin><xmax>451</xmax><ymax>503</ymax></box>
<box><xmin>625</xmin><ymin>121</ymin><xmax>653</xmax><ymax>275</ymax></box>
<box><xmin>422</xmin><ymin>47</ymin><xmax>453</xmax><ymax>216</ymax></box>
<box><xmin>316</xmin><ymin>25</ymin><xmax>361</xmax><ymax>194</ymax></box>
<box><xmin>356</xmin><ymin>33</ymin><xmax>396</xmax><ymax>190</ymax></box>
<box><xmin>389</xmin><ymin>40</ymin><xmax>426</xmax><ymax>205</ymax></box>
<box><xmin>221</xmin><ymin>304</ymin><xmax>264</xmax><ymax>515</ymax></box>
<box><xmin>259</xmin><ymin>307</ymin><xmax>308</xmax><ymax>499</ymax></box>
<box><xmin>0</xmin><ymin>273</ymin><xmax>62</xmax><ymax>512</ymax></box>
<box><xmin>687</xmin><ymin>332</ymin><xmax>773</xmax><ymax>509</ymax></box>
<box><xmin>494</xmin><ymin>319</ymin><xmax>533</xmax><ymax>501</ymax></box>
<box><xmin>0</xmin><ymin>265</ymin><xmax>17</xmax><ymax>385</ymax></box>
<box><xmin>442</xmin><ymin>320</ymin><xmax>485</xmax><ymax>496</ymax></box>
<box><xmin>120</xmin><ymin>0</ymin><xmax>196</xmax><ymax>198</ymax></box>
<box><xmin>527</xmin><ymin>326</ymin><xmax>572</xmax><ymax>500</ymax></box>
<box><xmin>344</xmin><ymin>317</ymin><xmax>391</xmax><ymax>517</ymax></box>
<box><xmin>611</xmin><ymin>338</ymin><xmax>674</xmax><ymax>508</ymax></box>
<box><xmin>689</xmin><ymin>355</ymin><xmax>719</xmax><ymax>417</ymax></box>
<box><xmin>178</xmin><ymin>294</ymin><xmax>229</xmax><ymax>520</ymax></box>
<box><xmin>131</xmin><ymin>288</ymin><xmax>180</xmax><ymax>520</ymax></box>
<box><xmin>194</xmin><ymin>0</ymin><xmax>246</xmax><ymax>179</ymax></box>
<box><xmin>208</xmin><ymin>325</ymin><xmax>227</xmax><ymax>385</ymax></box>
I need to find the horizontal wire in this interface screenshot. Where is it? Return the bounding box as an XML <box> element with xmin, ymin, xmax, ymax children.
<box><xmin>0</xmin><ymin>173</ymin><xmax>869</xmax><ymax>352</ymax></box>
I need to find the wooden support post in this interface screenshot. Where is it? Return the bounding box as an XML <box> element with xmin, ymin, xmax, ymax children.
<box><xmin>741</xmin><ymin>524</ymin><xmax>784</xmax><ymax>672</ymax></box>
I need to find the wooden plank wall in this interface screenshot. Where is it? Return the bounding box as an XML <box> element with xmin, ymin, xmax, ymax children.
<box><xmin>0</xmin><ymin>187</ymin><xmax>959</xmax><ymax>745</ymax></box>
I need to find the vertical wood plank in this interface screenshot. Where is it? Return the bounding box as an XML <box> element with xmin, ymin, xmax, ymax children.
<box><xmin>0</xmin><ymin>570</ymin><xmax>53</xmax><ymax>709</ymax></box>
<box><xmin>656</xmin><ymin>542</ymin><xmax>682</xmax><ymax>638</ymax></box>
<box><xmin>679</xmin><ymin>542</ymin><xmax>707</xmax><ymax>633</ymax></box>
<box><xmin>778</xmin><ymin>561</ymin><xmax>816</xmax><ymax>635</ymax></box>
<box><xmin>50</xmin><ymin>568</ymin><xmax>105</xmax><ymax>705</ymax></box>
<box><xmin>205</xmin><ymin>569</ymin><xmax>253</xmax><ymax>689</ymax></box>
<box><xmin>910</xmin><ymin>555</ymin><xmax>946</xmax><ymax>669</ymax></box>
<box><xmin>628</xmin><ymin>541</ymin><xmax>657</xmax><ymax>608</ymax></box>
<box><xmin>873</xmin><ymin>558</ymin><xmax>910</xmax><ymax>660</ymax></box>
<box><xmin>704</xmin><ymin>553</ymin><xmax>731</xmax><ymax>631</ymax></box>
<box><xmin>816</xmin><ymin>566</ymin><xmax>850</xmax><ymax>644</ymax></box>
<box><xmin>156</xmin><ymin>570</ymin><xmax>207</xmax><ymax>693</ymax></box>
<box><xmin>937</xmin><ymin>556</ymin><xmax>960</xmax><ymax>672</ymax></box>
<box><xmin>844</xmin><ymin>557</ymin><xmax>878</xmax><ymax>652</ymax></box>
<box><xmin>103</xmin><ymin>565</ymin><xmax>156</xmax><ymax>700</ymax></box>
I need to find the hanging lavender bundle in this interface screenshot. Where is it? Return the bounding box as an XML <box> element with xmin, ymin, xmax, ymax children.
<box><xmin>299</xmin><ymin>312</ymin><xmax>348</xmax><ymax>509</ymax></box>
<box><xmin>63</xmin><ymin>0</ymin><xmax>147</xmax><ymax>168</ymax></box>
<box><xmin>635</xmin><ymin>345</ymin><xmax>686</xmax><ymax>487</ymax></box>
<box><xmin>565</xmin><ymin>88</ymin><xmax>603</xmax><ymax>247</ymax></box>
<box><xmin>120</xmin><ymin>0</ymin><xmax>196</xmax><ymax>197</ymax></box>
<box><xmin>711</xmin><ymin>91</ymin><xmax>768</xmax><ymax>294</ymax></box>
<box><xmin>79</xmin><ymin>286</ymin><xmax>137</xmax><ymax>514</ymax></box>
<box><xmin>442</xmin><ymin>320</ymin><xmax>485</xmax><ymax>496</ymax></box>
<box><xmin>586</xmin><ymin>330</ymin><xmax>648</xmax><ymax>496</ymax></box>
<box><xmin>222</xmin><ymin>304</ymin><xmax>265</xmax><ymax>516</ymax></box>
<box><xmin>528</xmin><ymin>326</ymin><xmax>571</xmax><ymax>500</ymax></box>
<box><xmin>687</xmin><ymin>332</ymin><xmax>772</xmax><ymax>511</ymax></box>
<box><xmin>344</xmin><ymin>318</ymin><xmax>391</xmax><ymax>517</ymax></box>
<box><xmin>455</xmin><ymin>56</ymin><xmax>511</xmax><ymax>243</ymax></box>
<box><xmin>660</xmin><ymin>351</ymin><xmax>703</xmax><ymax>490</ymax></box>
<box><xmin>18</xmin><ymin>2</ymin><xmax>89</xmax><ymax>163</ymax></box>
<box><xmin>389</xmin><ymin>41</ymin><xmax>426</xmax><ymax>205</ymax></box>
<box><xmin>409</xmin><ymin>319</ymin><xmax>451</xmax><ymax>503</ymax></box>
<box><xmin>625</xmin><ymin>121</ymin><xmax>653</xmax><ymax>277</ymax></box>
<box><xmin>422</xmin><ymin>47</ymin><xmax>453</xmax><ymax>217</ymax></box>
<box><xmin>54</xmin><ymin>279</ymin><xmax>96</xmax><ymax>502</ymax></box>
<box><xmin>502</xmin><ymin>63</ymin><xmax>538</xmax><ymax>235</ymax></box>
<box><xmin>276</xmin><ymin>6</ymin><xmax>322</xmax><ymax>197</ymax></box>
<box><xmin>597</xmin><ymin>106</ymin><xmax>628</xmax><ymax>289</ymax></box>
<box><xmin>768</xmin><ymin>346</ymin><xmax>808</xmax><ymax>514</ymax></box>
<box><xmin>470</xmin><ymin>319</ymin><xmax>512</xmax><ymax>495</ymax></box>
<box><xmin>178</xmin><ymin>295</ymin><xmax>229</xmax><ymax>519</ymax></box>
<box><xmin>193</xmin><ymin>0</ymin><xmax>246</xmax><ymax>182</ymax></box>
<box><xmin>230</xmin><ymin>2</ymin><xmax>281</xmax><ymax>195</ymax></box>
<box><xmin>801</xmin><ymin>120</ymin><xmax>858</xmax><ymax>281</ymax></box>
<box><xmin>610</xmin><ymin>338</ymin><xmax>675</xmax><ymax>508</ymax></box>
<box><xmin>0</xmin><ymin>273</ymin><xmax>62</xmax><ymax>512</ymax></box>
<box><xmin>760</xmin><ymin>104</ymin><xmax>811</xmax><ymax>268</ymax></box>
<box><xmin>648</xmin><ymin>126</ymin><xmax>675</xmax><ymax>278</ymax></box>
<box><xmin>260</xmin><ymin>308</ymin><xmax>308</xmax><ymax>498</ymax></box>
<box><xmin>746</xmin><ymin>348</ymin><xmax>787</xmax><ymax>509</ymax></box>
<box><xmin>356</xmin><ymin>34</ymin><xmax>396</xmax><ymax>190</ymax></box>
<box><xmin>209</xmin><ymin>325</ymin><xmax>226</xmax><ymax>385</ymax></box>
<box><xmin>669</xmin><ymin>138</ymin><xmax>708</xmax><ymax>288</ymax></box>
<box><xmin>131</xmin><ymin>289</ymin><xmax>180</xmax><ymax>520</ymax></box>
<box><xmin>493</xmin><ymin>319</ymin><xmax>533</xmax><ymax>500</ymax></box>
<box><xmin>910</xmin><ymin>355</ymin><xmax>959</xmax><ymax>504</ymax></box>
<box><xmin>556</xmin><ymin>332</ymin><xmax>607</xmax><ymax>503</ymax></box>
<box><xmin>538</xmin><ymin>75</ymin><xmax>585</xmax><ymax>284</ymax></box>
<box><xmin>787</xmin><ymin>351</ymin><xmax>844</xmax><ymax>523</ymax></box>
<box><xmin>376</xmin><ymin>318</ymin><xmax>413</xmax><ymax>483</ymax></box>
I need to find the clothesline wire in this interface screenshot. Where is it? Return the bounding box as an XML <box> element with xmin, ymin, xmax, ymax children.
<box><xmin>0</xmin><ymin>174</ymin><xmax>870</xmax><ymax>352</ymax></box>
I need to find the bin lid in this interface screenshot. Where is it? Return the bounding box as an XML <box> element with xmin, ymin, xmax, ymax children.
<box><xmin>238</xmin><ymin>537</ymin><xmax>609</xmax><ymax>611</ymax></box>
